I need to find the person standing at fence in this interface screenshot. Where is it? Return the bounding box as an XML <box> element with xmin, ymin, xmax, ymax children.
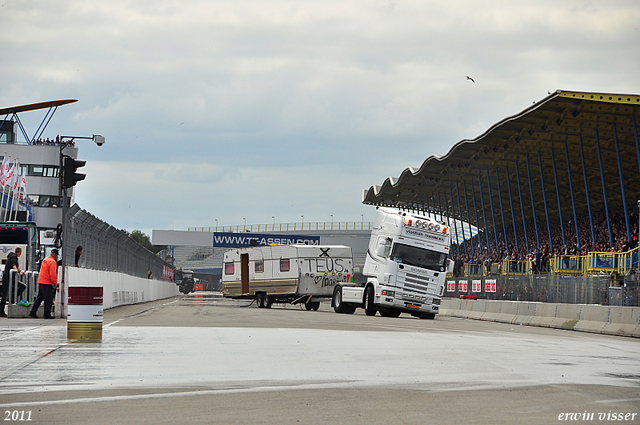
<box><xmin>0</xmin><ymin>247</ymin><xmax>22</xmax><ymax>317</ymax></box>
<box><xmin>75</xmin><ymin>246</ymin><xmax>83</xmax><ymax>267</ymax></box>
<box><xmin>29</xmin><ymin>249</ymin><xmax>58</xmax><ymax>319</ymax></box>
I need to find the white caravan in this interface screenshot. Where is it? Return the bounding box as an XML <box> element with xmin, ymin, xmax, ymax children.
<box><xmin>222</xmin><ymin>244</ymin><xmax>354</xmax><ymax>310</ymax></box>
<box><xmin>332</xmin><ymin>208</ymin><xmax>453</xmax><ymax>319</ymax></box>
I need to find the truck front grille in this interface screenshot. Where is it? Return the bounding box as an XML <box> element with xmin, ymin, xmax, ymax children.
<box><xmin>400</xmin><ymin>272</ymin><xmax>437</xmax><ymax>295</ymax></box>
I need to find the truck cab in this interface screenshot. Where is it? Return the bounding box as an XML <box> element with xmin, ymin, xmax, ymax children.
<box><xmin>333</xmin><ymin>208</ymin><xmax>453</xmax><ymax>319</ymax></box>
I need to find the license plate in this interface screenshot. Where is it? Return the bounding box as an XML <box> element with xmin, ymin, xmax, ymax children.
<box><xmin>406</xmin><ymin>303</ymin><xmax>420</xmax><ymax>309</ymax></box>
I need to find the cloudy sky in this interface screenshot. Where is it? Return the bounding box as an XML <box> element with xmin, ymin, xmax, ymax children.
<box><xmin>2</xmin><ymin>1</ymin><xmax>639</xmax><ymax>234</ymax></box>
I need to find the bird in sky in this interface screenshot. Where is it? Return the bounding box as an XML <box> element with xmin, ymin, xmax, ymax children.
<box><xmin>466</xmin><ymin>76</ymin><xmax>475</xmax><ymax>83</ymax></box>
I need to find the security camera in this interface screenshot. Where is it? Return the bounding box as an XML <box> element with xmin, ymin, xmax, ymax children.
<box><xmin>93</xmin><ymin>135</ymin><xmax>105</xmax><ymax>146</ymax></box>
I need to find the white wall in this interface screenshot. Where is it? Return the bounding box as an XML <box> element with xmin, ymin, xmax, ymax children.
<box><xmin>65</xmin><ymin>267</ymin><xmax>180</xmax><ymax>311</ymax></box>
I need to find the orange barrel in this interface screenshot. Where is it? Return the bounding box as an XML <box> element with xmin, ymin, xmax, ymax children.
<box><xmin>67</xmin><ymin>287</ymin><xmax>103</xmax><ymax>342</ymax></box>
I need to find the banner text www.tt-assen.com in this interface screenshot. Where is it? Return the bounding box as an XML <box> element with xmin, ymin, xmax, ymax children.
<box><xmin>213</xmin><ymin>232</ymin><xmax>320</xmax><ymax>248</ymax></box>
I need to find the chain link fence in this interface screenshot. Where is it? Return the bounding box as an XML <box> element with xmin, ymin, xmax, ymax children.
<box><xmin>444</xmin><ymin>274</ymin><xmax>632</xmax><ymax>305</ymax></box>
<box><xmin>63</xmin><ymin>204</ymin><xmax>174</xmax><ymax>280</ymax></box>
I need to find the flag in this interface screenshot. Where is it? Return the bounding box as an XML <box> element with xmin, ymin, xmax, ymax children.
<box><xmin>2</xmin><ymin>163</ymin><xmax>15</xmax><ymax>187</ymax></box>
<box><xmin>13</xmin><ymin>168</ymin><xmax>21</xmax><ymax>193</ymax></box>
<box><xmin>0</xmin><ymin>156</ymin><xmax>9</xmax><ymax>182</ymax></box>
<box><xmin>19</xmin><ymin>173</ymin><xmax>27</xmax><ymax>197</ymax></box>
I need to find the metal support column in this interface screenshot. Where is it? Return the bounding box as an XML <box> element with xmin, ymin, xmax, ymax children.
<box><xmin>538</xmin><ymin>151</ymin><xmax>553</xmax><ymax>250</ymax></box>
<box><xmin>564</xmin><ymin>140</ymin><xmax>580</xmax><ymax>249</ymax></box>
<box><xmin>486</xmin><ymin>169</ymin><xmax>500</xmax><ymax>252</ymax></box>
<box><xmin>438</xmin><ymin>191</ymin><xmax>447</xmax><ymax>226</ymax></box>
<box><xmin>462</xmin><ymin>180</ymin><xmax>475</xmax><ymax>255</ymax></box>
<box><xmin>455</xmin><ymin>181</ymin><xmax>468</xmax><ymax>255</ymax></box>
<box><xmin>613</xmin><ymin>122</ymin><xmax>631</xmax><ymax>241</ymax></box>
<box><xmin>579</xmin><ymin>135</ymin><xmax>596</xmax><ymax>247</ymax></box>
<box><xmin>515</xmin><ymin>161</ymin><xmax>529</xmax><ymax>253</ymax></box>
<box><xmin>495</xmin><ymin>168</ymin><xmax>509</xmax><ymax>252</ymax></box>
<box><xmin>445</xmin><ymin>190</ymin><xmax>460</xmax><ymax>255</ymax></box>
<box><xmin>505</xmin><ymin>166</ymin><xmax>519</xmax><ymax>254</ymax></box>
<box><xmin>469</xmin><ymin>179</ymin><xmax>482</xmax><ymax>253</ymax></box>
<box><xmin>526</xmin><ymin>154</ymin><xmax>541</xmax><ymax>249</ymax></box>
<box><xmin>477</xmin><ymin>175</ymin><xmax>491</xmax><ymax>253</ymax></box>
<box><xmin>634</xmin><ymin>115</ymin><xmax>640</xmax><ymax>180</ymax></box>
<box><xmin>449</xmin><ymin>186</ymin><xmax>463</xmax><ymax>255</ymax></box>
<box><xmin>550</xmin><ymin>147</ymin><xmax>566</xmax><ymax>247</ymax></box>
<box><xmin>595</xmin><ymin>129</ymin><xmax>613</xmax><ymax>245</ymax></box>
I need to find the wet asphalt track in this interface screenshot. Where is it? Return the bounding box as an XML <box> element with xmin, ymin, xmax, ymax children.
<box><xmin>0</xmin><ymin>293</ymin><xmax>638</xmax><ymax>425</ymax></box>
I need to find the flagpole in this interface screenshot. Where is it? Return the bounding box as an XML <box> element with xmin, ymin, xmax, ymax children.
<box><xmin>0</xmin><ymin>153</ymin><xmax>8</xmax><ymax>221</ymax></box>
<box><xmin>1</xmin><ymin>187</ymin><xmax>7</xmax><ymax>222</ymax></box>
<box><xmin>9</xmin><ymin>160</ymin><xmax>18</xmax><ymax>221</ymax></box>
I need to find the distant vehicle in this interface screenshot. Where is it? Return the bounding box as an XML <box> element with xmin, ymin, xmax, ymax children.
<box><xmin>0</xmin><ymin>221</ymin><xmax>39</xmax><ymax>272</ymax></box>
<box><xmin>176</xmin><ymin>268</ymin><xmax>195</xmax><ymax>294</ymax></box>
<box><xmin>332</xmin><ymin>208</ymin><xmax>453</xmax><ymax>319</ymax></box>
<box><xmin>222</xmin><ymin>244</ymin><xmax>354</xmax><ymax>310</ymax></box>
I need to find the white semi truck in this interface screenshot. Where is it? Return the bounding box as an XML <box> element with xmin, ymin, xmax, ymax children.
<box><xmin>222</xmin><ymin>244</ymin><xmax>354</xmax><ymax>310</ymax></box>
<box><xmin>332</xmin><ymin>207</ymin><xmax>453</xmax><ymax>319</ymax></box>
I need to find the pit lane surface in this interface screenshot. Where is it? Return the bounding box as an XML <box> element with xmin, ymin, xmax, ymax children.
<box><xmin>0</xmin><ymin>293</ymin><xmax>638</xmax><ymax>424</ymax></box>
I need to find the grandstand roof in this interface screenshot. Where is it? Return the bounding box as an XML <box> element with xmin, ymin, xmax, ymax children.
<box><xmin>0</xmin><ymin>99</ymin><xmax>77</xmax><ymax>115</ymax></box>
<box><xmin>362</xmin><ymin>89</ymin><xmax>640</xmax><ymax>238</ymax></box>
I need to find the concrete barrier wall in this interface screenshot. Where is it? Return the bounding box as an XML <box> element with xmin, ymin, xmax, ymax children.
<box><xmin>65</xmin><ymin>267</ymin><xmax>180</xmax><ymax>311</ymax></box>
<box><xmin>440</xmin><ymin>298</ymin><xmax>639</xmax><ymax>338</ymax></box>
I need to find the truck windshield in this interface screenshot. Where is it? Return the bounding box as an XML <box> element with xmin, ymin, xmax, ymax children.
<box><xmin>390</xmin><ymin>243</ymin><xmax>448</xmax><ymax>272</ymax></box>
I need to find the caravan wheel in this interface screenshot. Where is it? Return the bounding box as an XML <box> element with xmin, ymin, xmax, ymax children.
<box><xmin>264</xmin><ymin>295</ymin><xmax>272</xmax><ymax>309</ymax></box>
<box><xmin>256</xmin><ymin>293</ymin><xmax>265</xmax><ymax>308</ymax></box>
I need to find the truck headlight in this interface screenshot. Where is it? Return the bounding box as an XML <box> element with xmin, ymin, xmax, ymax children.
<box><xmin>381</xmin><ymin>290</ymin><xmax>395</xmax><ymax>297</ymax></box>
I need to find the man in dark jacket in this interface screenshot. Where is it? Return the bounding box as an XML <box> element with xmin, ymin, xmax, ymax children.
<box><xmin>0</xmin><ymin>247</ymin><xmax>22</xmax><ymax>317</ymax></box>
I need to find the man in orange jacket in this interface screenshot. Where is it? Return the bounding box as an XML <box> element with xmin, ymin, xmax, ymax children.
<box><xmin>29</xmin><ymin>249</ymin><xmax>59</xmax><ymax>319</ymax></box>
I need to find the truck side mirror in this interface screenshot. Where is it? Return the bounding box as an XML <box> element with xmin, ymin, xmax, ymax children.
<box><xmin>376</xmin><ymin>244</ymin><xmax>387</xmax><ymax>257</ymax></box>
<box><xmin>447</xmin><ymin>259</ymin><xmax>455</xmax><ymax>273</ymax></box>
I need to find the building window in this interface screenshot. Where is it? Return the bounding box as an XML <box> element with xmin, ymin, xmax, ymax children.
<box><xmin>224</xmin><ymin>262</ymin><xmax>234</xmax><ymax>275</ymax></box>
<box><xmin>28</xmin><ymin>165</ymin><xmax>59</xmax><ymax>177</ymax></box>
<box><xmin>280</xmin><ymin>259</ymin><xmax>290</xmax><ymax>272</ymax></box>
<box><xmin>255</xmin><ymin>261</ymin><xmax>264</xmax><ymax>273</ymax></box>
<box><xmin>29</xmin><ymin>195</ymin><xmax>68</xmax><ymax>207</ymax></box>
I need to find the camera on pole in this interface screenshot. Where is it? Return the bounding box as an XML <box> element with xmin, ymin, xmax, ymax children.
<box><xmin>62</xmin><ymin>155</ymin><xmax>86</xmax><ymax>188</ymax></box>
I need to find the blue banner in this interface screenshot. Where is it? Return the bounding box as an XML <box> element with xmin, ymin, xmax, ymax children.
<box><xmin>213</xmin><ymin>232</ymin><xmax>320</xmax><ymax>248</ymax></box>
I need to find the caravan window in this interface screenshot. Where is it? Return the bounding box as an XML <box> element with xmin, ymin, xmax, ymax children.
<box><xmin>255</xmin><ymin>261</ymin><xmax>264</xmax><ymax>273</ymax></box>
<box><xmin>280</xmin><ymin>259</ymin><xmax>290</xmax><ymax>272</ymax></box>
<box><xmin>224</xmin><ymin>262</ymin><xmax>235</xmax><ymax>275</ymax></box>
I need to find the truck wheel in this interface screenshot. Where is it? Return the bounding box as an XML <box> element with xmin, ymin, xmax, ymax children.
<box><xmin>333</xmin><ymin>287</ymin><xmax>345</xmax><ymax>313</ymax></box>
<box><xmin>363</xmin><ymin>285</ymin><xmax>376</xmax><ymax>316</ymax></box>
<box><xmin>256</xmin><ymin>293</ymin><xmax>265</xmax><ymax>308</ymax></box>
<box><xmin>264</xmin><ymin>295</ymin><xmax>272</xmax><ymax>309</ymax></box>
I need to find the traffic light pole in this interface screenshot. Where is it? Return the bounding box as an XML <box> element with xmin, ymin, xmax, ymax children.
<box><xmin>56</xmin><ymin>134</ymin><xmax>104</xmax><ymax>318</ymax></box>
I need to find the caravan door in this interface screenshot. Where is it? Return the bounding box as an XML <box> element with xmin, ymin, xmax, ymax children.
<box><xmin>241</xmin><ymin>253</ymin><xmax>249</xmax><ymax>294</ymax></box>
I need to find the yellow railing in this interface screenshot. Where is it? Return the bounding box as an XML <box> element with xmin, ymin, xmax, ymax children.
<box><xmin>551</xmin><ymin>255</ymin><xmax>585</xmax><ymax>275</ymax></box>
<box><xmin>619</xmin><ymin>247</ymin><xmax>639</xmax><ymax>275</ymax></box>
<box><xmin>585</xmin><ymin>247</ymin><xmax>638</xmax><ymax>276</ymax></box>
<box><xmin>501</xmin><ymin>259</ymin><xmax>531</xmax><ymax>275</ymax></box>
<box><xmin>189</xmin><ymin>221</ymin><xmax>372</xmax><ymax>233</ymax></box>
<box><xmin>464</xmin><ymin>263</ymin><xmax>486</xmax><ymax>277</ymax></box>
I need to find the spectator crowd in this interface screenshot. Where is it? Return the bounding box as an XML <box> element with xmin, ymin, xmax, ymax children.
<box><xmin>450</xmin><ymin>203</ymin><xmax>638</xmax><ymax>276</ymax></box>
